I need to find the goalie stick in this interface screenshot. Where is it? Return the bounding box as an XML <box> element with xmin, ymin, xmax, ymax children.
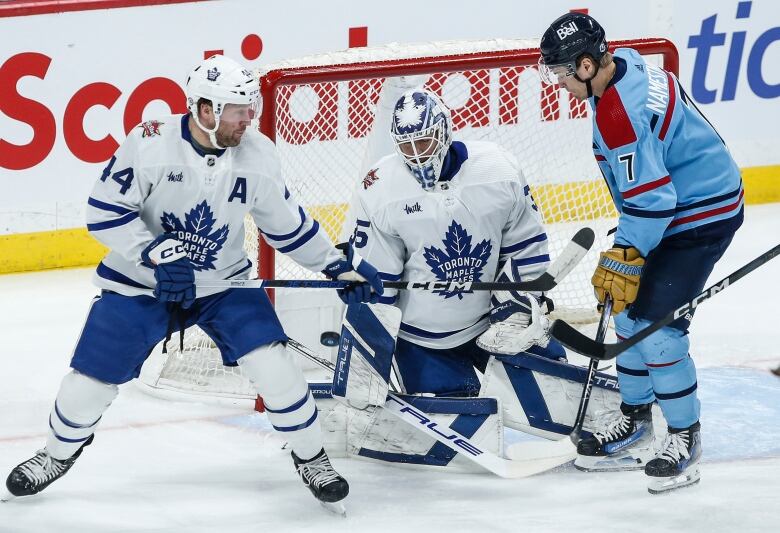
<box><xmin>551</xmin><ymin>243</ymin><xmax>780</xmax><ymax>361</ymax></box>
<box><xmin>196</xmin><ymin>227</ymin><xmax>595</xmax><ymax>294</ymax></box>
<box><xmin>286</xmin><ymin>339</ymin><xmax>576</xmax><ymax>479</ymax></box>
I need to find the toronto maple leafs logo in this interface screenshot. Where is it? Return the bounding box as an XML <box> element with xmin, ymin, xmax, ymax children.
<box><xmin>423</xmin><ymin>221</ymin><xmax>492</xmax><ymax>299</ymax></box>
<box><xmin>207</xmin><ymin>67</ymin><xmax>221</xmax><ymax>82</ymax></box>
<box><xmin>394</xmin><ymin>94</ymin><xmax>426</xmax><ymax>129</ymax></box>
<box><xmin>160</xmin><ymin>200</ymin><xmax>229</xmax><ymax>271</ymax></box>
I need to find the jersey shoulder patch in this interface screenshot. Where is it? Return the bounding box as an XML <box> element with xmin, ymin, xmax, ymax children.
<box><xmin>137</xmin><ymin>120</ymin><xmax>166</xmax><ymax>139</ymax></box>
<box><xmin>595</xmin><ymin>86</ymin><xmax>637</xmax><ymax>150</ymax></box>
<box><xmin>361</xmin><ymin>167</ymin><xmax>380</xmax><ymax>190</ymax></box>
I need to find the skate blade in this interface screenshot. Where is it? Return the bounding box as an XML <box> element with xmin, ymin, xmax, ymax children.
<box><xmin>574</xmin><ymin>452</ymin><xmax>650</xmax><ymax>472</ymax></box>
<box><xmin>648</xmin><ymin>467</ymin><xmax>701</xmax><ymax>495</ymax></box>
<box><xmin>320</xmin><ymin>501</ymin><xmax>347</xmax><ymax>517</ymax></box>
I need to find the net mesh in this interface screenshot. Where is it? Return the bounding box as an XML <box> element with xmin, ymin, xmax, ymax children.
<box><xmin>138</xmin><ymin>38</ymin><xmax>676</xmax><ymax>401</ymax></box>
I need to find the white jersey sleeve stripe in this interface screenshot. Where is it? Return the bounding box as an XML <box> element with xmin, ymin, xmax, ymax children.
<box><xmin>87</xmin><ymin>197</ymin><xmax>135</xmax><ymax>216</ymax></box>
<box><xmin>499</xmin><ymin>232</ymin><xmax>548</xmax><ymax>256</ymax></box>
<box><xmin>262</xmin><ymin>206</ymin><xmax>306</xmax><ymax>241</ymax></box>
<box><xmin>276</xmin><ymin>220</ymin><xmax>321</xmax><ymax>254</ymax></box>
<box><xmin>86</xmin><ymin>212</ymin><xmax>139</xmax><ymax>232</ymax></box>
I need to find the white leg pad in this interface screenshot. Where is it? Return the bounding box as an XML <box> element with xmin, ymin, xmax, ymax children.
<box><xmin>46</xmin><ymin>370</ymin><xmax>118</xmax><ymax>460</ymax></box>
<box><xmin>238</xmin><ymin>342</ymin><xmax>322</xmax><ymax>460</ymax></box>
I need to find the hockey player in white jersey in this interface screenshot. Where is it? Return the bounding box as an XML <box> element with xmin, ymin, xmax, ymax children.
<box><xmin>3</xmin><ymin>55</ymin><xmax>384</xmax><ymax>508</ymax></box>
<box><xmin>345</xmin><ymin>89</ymin><xmax>565</xmax><ymax>398</ymax></box>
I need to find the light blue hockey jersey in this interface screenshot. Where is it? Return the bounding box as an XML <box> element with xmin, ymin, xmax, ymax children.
<box><xmin>590</xmin><ymin>48</ymin><xmax>743</xmax><ymax>256</ymax></box>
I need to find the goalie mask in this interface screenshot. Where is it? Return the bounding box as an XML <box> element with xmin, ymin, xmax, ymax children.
<box><xmin>391</xmin><ymin>90</ymin><xmax>452</xmax><ymax>191</ymax></box>
<box><xmin>185</xmin><ymin>54</ymin><xmax>260</xmax><ymax>149</ymax></box>
<box><xmin>538</xmin><ymin>12</ymin><xmax>608</xmax><ymax>86</ymax></box>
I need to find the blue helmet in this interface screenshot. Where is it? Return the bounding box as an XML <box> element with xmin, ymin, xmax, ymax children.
<box><xmin>390</xmin><ymin>90</ymin><xmax>452</xmax><ymax>191</ymax></box>
<box><xmin>539</xmin><ymin>12</ymin><xmax>608</xmax><ymax>85</ymax></box>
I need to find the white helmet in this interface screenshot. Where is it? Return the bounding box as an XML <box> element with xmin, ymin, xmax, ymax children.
<box><xmin>185</xmin><ymin>54</ymin><xmax>260</xmax><ymax>148</ymax></box>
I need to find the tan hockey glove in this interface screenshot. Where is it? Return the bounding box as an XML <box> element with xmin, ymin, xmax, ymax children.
<box><xmin>591</xmin><ymin>246</ymin><xmax>644</xmax><ymax>315</ymax></box>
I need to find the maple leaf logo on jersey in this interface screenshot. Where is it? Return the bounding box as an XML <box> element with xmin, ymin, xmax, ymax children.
<box><xmin>362</xmin><ymin>168</ymin><xmax>379</xmax><ymax>189</ymax></box>
<box><xmin>394</xmin><ymin>94</ymin><xmax>426</xmax><ymax>129</ymax></box>
<box><xmin>139</xmin><ymin>120</ymin><xmax>164</xmax><ymax>138</ymax></box>
<box><xmin>423</xmin><ymin>220</ymin><xmax>492</xmax><ymax>299</ymax></box>
<box><xmin>160</xmin><ymin>200</ymin><xmax>229</xmax><ymax>271</ymax></box>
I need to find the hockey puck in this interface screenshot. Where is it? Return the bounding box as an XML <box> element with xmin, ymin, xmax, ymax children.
<box><xmin>320</xmin><ymin>331</ymin><xmax>340</xmax><ymax>347</ymax></box>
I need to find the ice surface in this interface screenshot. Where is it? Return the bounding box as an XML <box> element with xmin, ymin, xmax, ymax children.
<box><xmin>1</xmin><ymin>205</ymin><xmax>778</xmax><ymax>532</ymax></box>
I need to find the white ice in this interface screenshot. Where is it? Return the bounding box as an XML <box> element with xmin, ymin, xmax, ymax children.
<box><xmin>1</xmin><ymin>204</ymin><xmax>779</xmax><ymax>533</ymax></box>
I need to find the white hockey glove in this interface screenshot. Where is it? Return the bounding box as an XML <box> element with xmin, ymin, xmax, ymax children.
<box><xmin>477</xmin><ymin>261</ymin><xmax>553</xmax><ymax>355</ymax></box>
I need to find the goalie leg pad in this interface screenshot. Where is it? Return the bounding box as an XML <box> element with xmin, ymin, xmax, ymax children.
<box><xmin>479</xmin><ymin>352</ymin><xmax>622</xmax><ymax>440</ymax></box>
<box><xmin>238</xmin><ymin>343</ymin><xmax>322</xmax><ymax>460</ymax></box>
<box><xmin>312</xmin><ymin>384</ymin><xmax>502</xmax><ymax>471</ymax></box>
<box><xmin>46</xmin><ymin>370</ymin><xmax>118</xmax><ymax>460</ymax></box>
<box><xmin>333</xmin><ymin>303</ymin><xmax>401</xmax><ymax>409</ymax></box>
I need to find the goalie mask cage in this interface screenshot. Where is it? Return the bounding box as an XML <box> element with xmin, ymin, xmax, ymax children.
<box><xmin>137</xmin><ymin>37</ymin><xmax>679</xmax><ymax>402</ymax></box>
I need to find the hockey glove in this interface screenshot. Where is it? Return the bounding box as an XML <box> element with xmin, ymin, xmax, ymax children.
<box><xmin>476</xmin><ymin>259</ymin><xmax>554</xmax><ymax>355</ymax></box>
<box><xmin>592</xmin><ymin>245</ymin><xmax>644</xmax><ymax>315</ymax></box>
<box><xmin>322</xmin><ymin>243</ymin><xmax>384</xmax><ymax>305</ymax></box>
<box><xmin>141</xmin><ymin>234</ymin><xmax>196</xmax><ymax>309</ymax></box>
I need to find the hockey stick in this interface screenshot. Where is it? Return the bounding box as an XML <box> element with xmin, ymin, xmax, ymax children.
<box><xmin>197</xmin><ymin>227</ymin><xmax>595</xmax><ymax>294</ymax></box>
<box><xmin>286</xmin><ymin>339</ymin><xmax>576</xmax><ymax>479</ymax></box>
<box><xmin>568</xmin><ymin>296</ymin><xmax>612</xmax><ymax>444</ymax></box>
<box><xmin>551</xmin><ymin>243</ymin><xmax>780</xmax><ymax>361</ymax></box>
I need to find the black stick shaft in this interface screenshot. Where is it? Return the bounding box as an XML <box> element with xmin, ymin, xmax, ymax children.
<box><xmin>569</xmin><ymin>297</ymin><xmax>612</xmax><ymax>443</ymax></box>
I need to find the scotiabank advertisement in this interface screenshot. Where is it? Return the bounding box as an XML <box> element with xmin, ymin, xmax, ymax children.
<box><xmin>0</xmin><ymin>0</ymin><xmax>778</xmax><ymax>244</ymax></box>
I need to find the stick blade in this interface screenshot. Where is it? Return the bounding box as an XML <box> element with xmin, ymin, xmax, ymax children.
<box><xmin>549</xmin><ymin>319</ymin><xmax>609</xmax><ymax>360</ymax></box>
<box><xmin>503</xmin><ymin>438</ymin><xmax>576</xmax><ymax>477</ymax></box>
<box><xmin>571</xmin><ymin>227</ymin><xmax>595</xmax><ymax>251</ymax></box>
<box><xmin>544</xmin><ymin>227</ymin><xmax>596</xmax><ymax>287</ymax></box>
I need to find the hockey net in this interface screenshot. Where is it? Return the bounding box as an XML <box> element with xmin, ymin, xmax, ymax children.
<box><xmin>138</xmin><ymin>38</ymin><xmax>679</xmax><ymax>402</ymax></box>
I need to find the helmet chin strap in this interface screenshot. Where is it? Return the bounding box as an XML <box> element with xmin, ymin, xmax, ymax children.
<box><xmin>192</xmin><ymin>113</ymin><xmax>226</xmax><ymax>150</ymax></box>
<box><xmin>574</xmin><ymin>60</ymin><xmax>600</xmax><ymax>99</ymax></box>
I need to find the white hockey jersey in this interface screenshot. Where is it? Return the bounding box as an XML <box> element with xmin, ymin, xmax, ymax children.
<box><xmin>86</xmin><ymin>114</ymin><xmax>341</xmax><ymax>297</ymax></box>
<box><xmin>351</xmin><ymin>141</ymin><xmax>550</xmax><ymax>349</ymax></box>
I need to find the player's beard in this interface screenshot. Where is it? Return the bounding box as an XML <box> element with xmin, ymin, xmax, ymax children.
<box><xmin>215</xmin><ymin>123</ymin><xmax>246</xmax><ymax>148</ymax></box>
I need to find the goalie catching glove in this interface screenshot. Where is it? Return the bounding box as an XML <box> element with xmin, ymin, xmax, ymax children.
<box><xmin>323</xmin><ymin>242</ymin><xmax>384</xmax><ymax>305</ymax></box>
<box><xmin>477</xmin><ymin>262</ymin><xmax>554</xmax><ymax>355</ymax></box>
<box><xmin>591</xmin><ymin>245</ymin><xmax>644</xmax><ymax>315</ymax></box>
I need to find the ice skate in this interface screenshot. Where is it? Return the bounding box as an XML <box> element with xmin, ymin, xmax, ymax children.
<box><xmin>3</xmin><ymin>435</ymin><xmax>93</xmax><ymax>500</ymax></box>
<box><xmin>574</xmin><ymin>402</ymin><xmax>655</xmax><ymax>472</ymax></box>
<box><xmin>646</xmin><ymin>422</ymin><xmax>702</xmax><ymax>494</ymax></box>
<box><xmin>292</xmin><ymin>448</ymin><xmax>349</xmax><ymax>516</ymax></box>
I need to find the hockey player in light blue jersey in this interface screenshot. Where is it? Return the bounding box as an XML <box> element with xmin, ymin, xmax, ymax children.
<box><xmin>4</xmin><ymin>55</ymin><xmax>384</xmax><ymax>509</ymax></box>
<box><xmin>540</xmin><ymin>13</ymin><xmax>743</xmax><ymax>493</ymax></box>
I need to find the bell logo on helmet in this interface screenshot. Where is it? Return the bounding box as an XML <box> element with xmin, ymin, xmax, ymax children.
<box><xmin>556</xmin><ymin>21</ymin><xmax>579</xmax><ymax>40</ymax></box>
<box><xmin>206</xmin><ymin>67</ymin><xmax>221</xmax><ymax>82</ymax></box>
